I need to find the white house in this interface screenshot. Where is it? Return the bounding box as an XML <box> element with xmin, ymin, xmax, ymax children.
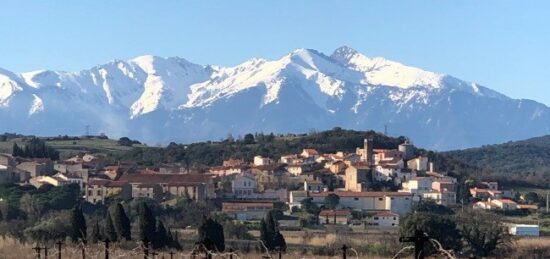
<box><xmin>370</xmin><ymin>211</ymin><xmax>399</xmax><ymax>227</ymax></box>
<box><xmin>253</xmin><ymin>156</ymin><xmax>272</xmax><ymax>166</ymax></box>
<box><xmin>231</xmin><ymin>172</ymin><xmax>257</xmax><ymax>197</ymax></box>
<box><xmin>401</xmin><ymin>177</ymin><xmax>433</xmax><ymax>197</ymax></box>
<box><xmin>304</xmin><ymin>179</ymin><xmax>324</xmax><ymax>192</ymax></box>
<box><xmin>422</xmin><ymin>191</ymin><xmax>456</xmax><ymax>206</ymax></box>
<box><xmin>309</xmin><ymin>191</ymin><xmax>413</xmax><ymax>217</ymax></box>
<box><xmin>53</xmin><ymin>172</ymin><xmax>85</xmax><ymax>189</ymax></box>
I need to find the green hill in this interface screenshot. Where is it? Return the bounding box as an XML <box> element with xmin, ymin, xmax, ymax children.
<box><xmin>443</xmin><ymin>135</ymin><xmax>550</xmax><ymax>188</ymax></box>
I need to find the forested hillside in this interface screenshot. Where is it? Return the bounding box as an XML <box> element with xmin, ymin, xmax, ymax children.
<box><xmin>114</xmin><ymin>128</ymin><xmax>407</xmax><ymax>168</ymax></box>
<box><xmin>443</xmin><ymin>135</ymin><xmax>550</xmax><ymax>188</ymax></box>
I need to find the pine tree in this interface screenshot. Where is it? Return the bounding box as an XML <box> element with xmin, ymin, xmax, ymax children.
<box><xmin>104</xmin><ymin>212</ymin><xmax>118</xmax><ymax>242</ymax></box>
<box><xmin>137</xmin><ymin>202</ymin><xmax>156</xmax><ymax>243</ymax></box>
<box><xmin>90</xmin><ymin>220</ymin><xmax>102</xmax><ymax>244</ymax></box>
<box><xmin>112</xmin><ymin>203</ymin><xmax>131</xmax><ymax>240</ymax></box>
<box><xmin>70</xmin><ymin>205</ymin><xmax>87</xmax><ymax>243</ymax></box>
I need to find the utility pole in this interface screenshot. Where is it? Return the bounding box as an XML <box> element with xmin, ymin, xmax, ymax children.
<box><xmin>384</xmin><ymin>123</ymin><xmax>388</xmax><ymax>136</ymax></box>
<box><xmin>543</xmin><ymin>191</ymin><xmax>549</xmax><ymax>213</ymax></box>
<box><xmin>85</xmin><ymin>125</ymin><xmax>90</xmax><ymax>136</ymax></box>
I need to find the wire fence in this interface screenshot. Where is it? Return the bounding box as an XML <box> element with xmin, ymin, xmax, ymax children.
<box><xmin>24</xmin><ymin>232</ymin><xmax>455</xmax><ymax>259</ymax></box>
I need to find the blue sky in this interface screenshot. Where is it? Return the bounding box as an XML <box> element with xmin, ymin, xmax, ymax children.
<box><xmin>2</xmin><ymin>1</ymin><xmax>549</xmax><ymax>105</ymax></box>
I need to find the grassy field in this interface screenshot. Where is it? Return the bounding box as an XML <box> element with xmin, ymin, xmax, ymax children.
<box><xmin>0</xmin><ymin>137</ymin><xmax>143</xmax><ymax>159</ymax></box>
<box><xmin>1</xmin><ymin>235</ymin><xmax>549</xmax><ymax>259</ymax></box>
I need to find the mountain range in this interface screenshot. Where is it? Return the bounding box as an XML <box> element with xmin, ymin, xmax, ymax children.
<box><xmin>1</xmin><ymin>46</ymin><xmax>549</xmax><ymax>150</ymax></box>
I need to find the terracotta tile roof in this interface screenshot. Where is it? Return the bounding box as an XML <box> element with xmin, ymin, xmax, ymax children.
<box><xmin>517</xmin><ymin>204</ymin><xmax>538</xmax><ymax>210</ymax></box>
<box><xmin>319</xmin><ymin>210</ymin><xmax>351</xmax><ymax>217</ymax></box>
<box><xmin>302</xmin><ymin>149</ymin><xmax>319</xmax><ymax>156</ymax></box>
<box><xmin>309</xmin><ymin>191</ymin><xmax>412</xmax><ymax>198</ymax></box>
<box><xmin>494</xmin><ymin>199</ymin><xmax>517</xmax><ymax>204</ymax></box>
<box><xmin>105</xmin><ymin>181</ymin><xmax>128</xmax><ymax>187</ymax></box>
<box><xmin>373</xmin><ymin>211</ymin><xmax>399</xmax><ymax>217</ymax></box>
<box><xmin>118</xmin><ymin>173</ymin><xmax>212</xmax><ymax>184</ymax></box>
<box><xmin>88</xmin><ymin>179</ymin><xmax>111</xmax><ymax>186</ymax></box>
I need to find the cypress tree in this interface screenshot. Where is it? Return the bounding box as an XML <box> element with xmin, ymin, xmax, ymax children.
<box><xmin>70</xmin><ymin>205</ymin><xmax>87</xmax><ymax>243</ymax></box>
<box><xmin>260</xmin><ymin>211</ymin><xmax>286</xmax><ymax>251</ymax></box>
<box><xmin>153</xmin><ymin>219</ymin><xmax>168</xmax><ymax>249</ymax></box>
<box><xmin>90</xmin><ymin>220</ymin><xmax>102</xmax><ymax>243</ymax></box>
<box><xmin>198</xmin><ymin>217</ymin><xmax>225</xmax><ymax>251</ymax></box>
<box><xmin>112</xmin><ymin>203</ymin><xmax>131</xmax><ymax>240</ymax></box>
<box><xmin>104</xmin><ymin>212</ymin><xmax>118</xmax><ymax>242</ymax></box>
<box><xmin>137</xmin><ymin>202</ymin><xmax>156</xmax><ymax>242</ymax></box>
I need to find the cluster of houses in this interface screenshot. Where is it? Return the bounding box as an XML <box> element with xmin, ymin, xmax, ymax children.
<box><xmin>472</xmin><ymin>182</ymin><xmax>538</xmax><ymax>211</ymax></box>
<box><xmin>0</xmin><ymin>138</ymin><xmax>540</xmax><ymax>232</ymax></box>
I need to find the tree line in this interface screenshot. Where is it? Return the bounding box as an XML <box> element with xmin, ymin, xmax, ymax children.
<box><xmin>12</xmin><ymin>137</ymin><xmax>59</xmax><ymax>160</ymax></box>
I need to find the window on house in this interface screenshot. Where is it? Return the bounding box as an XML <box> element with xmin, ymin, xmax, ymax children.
<box><xmin>378</xmin><ymin>198</ymin><xmax>383</xmax><ymax>201</ymax></box>
<box><xmin>354</xmin><ymin>197</ymin><xmax>359</xmax><ymax>200</ymax></box>
<box><xmin>374</xmin><ymin>217</ymin><xmax>379</xmax><ymax>220</ymax></box>
<box><xmin>391</xmin><ymin>197</ymin><xmax>395</xmax><ymax>200</ymax></box>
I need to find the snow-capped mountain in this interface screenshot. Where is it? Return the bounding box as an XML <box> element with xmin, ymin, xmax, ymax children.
<box><xmin>1</xmin><ymin>46</ymin><xmax>549</xmax><ymax>150</ymax></box>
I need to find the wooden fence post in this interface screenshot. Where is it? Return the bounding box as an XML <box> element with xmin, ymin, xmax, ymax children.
<box><xmin>103</xmin><ymin>240</ymin><xmax>110</xmax><ymax>259</ymax></box>
<box><xmin>44</xmin><ymin>246</ymin><xmax>48</xmax><ymax>259</ymax></box>
<box><xmin>56</xmin><ymin>241</ymin><xmax>63</xmax><ymax>259</ymax></box>
<box><xmin>342</xmin><ymin>244</ymin><xmax>347</xmax><ymax>259</ymax></box>
<box><xmin>32</xmin><ymin>245</ymin><xmax>41</xmax><ymax>259</ymax></box>
<box><xmin>143</xmin><ymin>240</ymin><xmax>150</xmax><ymax>259</ymax></box>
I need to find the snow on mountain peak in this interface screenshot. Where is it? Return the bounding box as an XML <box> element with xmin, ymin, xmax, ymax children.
<box><xmin>331</xmin><ymin>46</ymin><xmax>444</xmax><ymax>89</ymax></box>
<box><xmin>0</xmin><ymin>68</ymin><xmax>24</xmax><ymax>106</ymax></box>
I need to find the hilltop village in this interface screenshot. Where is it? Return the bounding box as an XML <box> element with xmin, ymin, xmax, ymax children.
<box><xmin>1</xmin><ymin>137</ymin><xmax>538</xmax><ymax>231</ymax></box>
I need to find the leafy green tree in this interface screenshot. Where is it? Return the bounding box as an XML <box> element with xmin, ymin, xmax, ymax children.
<box><xmin>198</xmin><ymin>217</ymin><xmax>225</xmax><ymax>251</ymax></box>
<box><xmin>400</xmin><ymin>212</ymin><xmax>462</xmax><ymax>254</ymax></box>
<box><xmin>300</xmin><ymin>198</ymin><xmax>320</xmax><ymax>215</ymax></box>
<box><xmin>111</xmin><ymin>203</ymin><xmax>131</xmax><ymax>240</ymax></box>
<box><xmin>104</xmin><ymin>212</ymin><xmax>117</xmax><ymax>242</ymax></box>
<box><xmin>69</xmin><ymin>205</ymin><xmax>87</xmax><ymax>243</ymax></box>
<box><xmin>243</xmin><ymin>134</ymin><xmax>255</xmax><ymax>144</ymax></box>
<box><xmin>137</xmin><ymin>202</ymin><xmax>156</xmax><ymax>242</ymax></box>
<box><xmin>524</xmin><ymin>192</ymin><xmax>540</xmax><ymax>205</ymax></box>
<box><xmin>458</xmin><ymin>210</ymin><xmax>511</xmax><ymax>257</ymax></box>
<box><xmin>324</xmin><ymin>193</ymin><xmax>340</xmax><ymax>210</ymax></box>
<box><xmin>412</xmin><ymin>200</ymin><xmax>454</xmax><ymax>215</ymax></box>
<box><xmin>224</xmin><ymin>221</ymin><xmax>253</xmax><ymax>240</ymax></box>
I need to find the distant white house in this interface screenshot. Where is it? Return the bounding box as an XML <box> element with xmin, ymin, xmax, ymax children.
<box><xmin>369</xmin><ymin>211</ymin><xmax>399</xmax><ymax>227</ymax></box>
<box><xmin>509</xmin><ymin>224</ymin><xmax>539</xmax><ymax>236</ymax></box>
<box><xmin>231</xmin><ymin>172</ymin><xmax>257</xmax><ymax>197</ymax></box>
